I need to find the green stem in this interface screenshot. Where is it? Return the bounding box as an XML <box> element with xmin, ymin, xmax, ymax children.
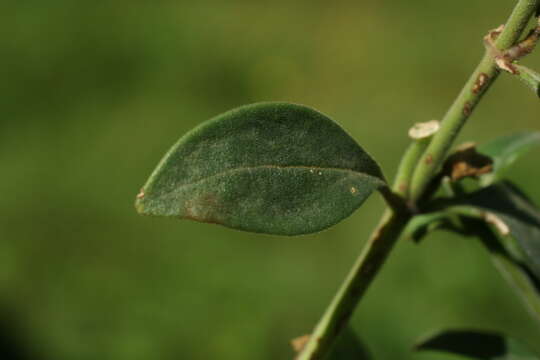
<box><xmin>296</xmin><ymin>2</ymin><xmax>540</xmax><ymax>359</ymax></box>
<box><xmin>296</xmin><ymin>136</ymin><xmax>420</xmax><ymax>360</ymax></box>
<box><xmin>296</xmin><ymin>210</ymin><xmax>410</xmax><ymax>360</ymax></box>
<box><xmin>393</xmin><ymin>140</ymin><xmax>431</xmax><ymax>199</ymax></box>
<box><xmin>409</xmin><ymin>0</ymin><xmax>540</xmax><ymax>203</ymax></box>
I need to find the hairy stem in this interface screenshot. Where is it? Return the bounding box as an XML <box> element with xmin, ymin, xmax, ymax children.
<box><xmin>409</xmin><ymin>0</ymin><xmax>540</xmax><ymax>203</ymax></box>
<box><xmin>296</xmin><ymin>1</ymin><xmax>540</xmax><ymax>359</ymax></box>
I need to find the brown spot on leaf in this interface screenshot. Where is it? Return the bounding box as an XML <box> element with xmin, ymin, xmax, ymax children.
<box><xmin>136</xmin><ymin>189</ymin><xmax>145</xmax><ymax>199</ymax></box>
<box><xmin>425</xmin><ymin>154</ymin><xmax>433</xmax><ymax>165</ymax></box>
<box><xmin>183</xmin><ymin>194</ymin><xmax>224</xmax><ymax>225</ymax></box>
<box><xmin>291</xmin><ymin>334</ymin><xmax>310</xmax><ymax>353</ymax></box>
<box><xmin>442</xmin><ymin>143</ymin><xmax>493</xmax><ymax>181</ymax></box>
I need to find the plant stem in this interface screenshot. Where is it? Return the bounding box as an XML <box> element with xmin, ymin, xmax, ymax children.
<box><xmin>409</xmin><ymin>0</ymin><xmax>540</xmax><ymax>203</ymax></box>
<box><xmin>393</xmin><ymin>140</ymin><xmax>431</xmax><ymax>199</ymax></box>
<box><xmin>296</xmin><ymin>210</ymin><xmax>410</xmax><ymax>360</ymax></box>
<box><xmin>296</xmin><ymin>152</ymin><xmax>416</xmax><ymax>360</ymax></box>
<box><xmin>296</xmin><ymin>2</ymin><xmax>540</xmax><ymax>359</ymax></box>
<box><xmin>379</xmin><ymin>185</ymin><xmax>409</xmax><ymax>215</ymax></box>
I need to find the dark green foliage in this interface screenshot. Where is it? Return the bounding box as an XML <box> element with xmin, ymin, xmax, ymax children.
<box><xmin>136</xmin><ymin>102</ymin><xmax>385</xmax><ymax>235</ymax></box>
<box><xmin>415</xmin><ymin>329</ymin><xmax>539</xmax><ymax>359</ymax></box>
<box><xmin>404</xmin><ymin>211</ymin><xmax>454</xmax><ymax>242</ymax></box>
<box><xmin>406</xmin><ymin>180</ymin><xmax>540</xmax><ymax>323</ymax></box>
<box><xmin>463</xmin><ymin>182</ymin><xmax>540</xmax><ymax>279</ymax></box>
<box><xmin>409</xmin><ymin>131</ymin><xmax>540</xmax><ymax>278</ymax></box>
<box><xmin>403</xmin><ymin>130</ymin><xmax>540</xmax><ymax>328</ymax></box>
<box><xmin>514</xmin><ymin>64</ymin><xmax>540</xmax><ymax>98</ymax></box>
<box><xmin>328</xmin><ymin>328</ymin><xmax>371</xmax><ymax>360</ymax></box>
<box><xmin>478</xmin><ymin>131</ymin><xmax>540</xmax><ymax>185</ymax></box>
<box><xmin>408</xmin><ymin>182</ymin><xmax>540</xmax><ymax>281</ymax></box>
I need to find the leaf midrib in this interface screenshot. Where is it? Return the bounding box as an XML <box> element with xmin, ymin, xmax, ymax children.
<box><xmin>154</xmin><ymin>164</ymin><xmax>383</xmax><ymax>195</ymax></box>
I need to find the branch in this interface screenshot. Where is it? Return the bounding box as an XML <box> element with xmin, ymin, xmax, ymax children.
<box><xmin>408</xmin><ymin>0</ymin><xmax>540</xmax><ymax>203</ymax></box>
<box><xmin>295</xmin><ymin>211</ymin><xmax>410</xmax><ymax>360</ymax></box>
<box><xmin>295</xmin><ymin>1</ymin><xmax>540</xmax><ymax>359</ymax></box>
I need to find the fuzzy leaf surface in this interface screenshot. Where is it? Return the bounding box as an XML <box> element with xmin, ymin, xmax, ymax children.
<box><xmin>415</xmin><ymin>329</ymin><xmax>538</xmax><ymax>359</ymax></box>
<box><xmin>136</xmin><ymin>102</ymin><xmax>385</xmax><ymax>235</ymax></box>
<box><xmin>478</xmin><ymin>131</ymin><xmax>540</xmax><ymax>185</ymax></box>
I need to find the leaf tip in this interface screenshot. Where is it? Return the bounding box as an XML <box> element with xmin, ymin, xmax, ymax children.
<box><xmin>134</xmin><ymin>188</ymin><xmax>147</xmax><ymax>215</ymax></box>
<box><xmin>136</xmin><ymin>188</ymin><xmax>145</xmax><ymax>200</ymax></box>
<box><xmin>134</xmin><ymin>187</ymin><xmax>158</xmax><ymax>217</ymax></box>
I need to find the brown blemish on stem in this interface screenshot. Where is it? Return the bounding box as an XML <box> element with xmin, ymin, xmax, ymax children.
<box><xmin>485</xmin><ymin>20</ymin><xmax>540</xmax><ymax>76</ymax></box>
<box><xmin>425</xmin><ymin>154</ymin><xmax>433</xmax><ymax>165</ymax></box>
<box><xmin>506</xmin><ymin>19</ymin><xmax>540</xmax><ymax>60</ymax></box>
<box><xmin>495</xmin><ymin>57</ymin><xmax>520</xmax><ymax>74</ymax></box>
<box><xmin>472</xmin><ymin>72</ymin><xmax>489</xmax><ymax>94</ymax></box>
<box><xmin>291</xmin><ymin>334</ymin><xmax>311</xmax><ymax>353</ymax></box>
<box><xmin>463</xmin><ymin>102</ymin><xmax>472</xmax><ymax>116</ymax></box>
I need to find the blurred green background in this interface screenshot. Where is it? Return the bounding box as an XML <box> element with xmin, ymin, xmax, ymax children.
<box><xmin>2</xmin><ymin>1</ymin><xmax>540</xmax><ymax>359</ymax></box>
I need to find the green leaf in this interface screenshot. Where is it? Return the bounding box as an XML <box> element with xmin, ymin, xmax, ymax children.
<box><xmin>327</xmin><ymin>328</ymin><xmax>371</xmax><ymax>360</ymax></box>
<box><xmin>478</xmin><ymin>131</ymin><xmax>540</xmax><ymax>186</ymax></box>
<box><xmin>457</xmin><ymin>182</ymin><xmax>540</xmax><ymax>280</ymax></box>
<box><xmin>417</xmin><ymin>183</ymin><xmax>540</xmax><ymax>321</ymax></box>
<box><xmin>415</xmin><ymin>329</ymin><xmax>539</xmax><ymax>359</ymax></box>
<box><xmin>402</xmin><ymin>181</ymin><xmax>540</xmax><ymax>321</ymax></box>
<box><xmin>514</xmin><ymin>64</ymin><xmax>540</xmax><ymax>98</ymax></box>
<box><xmin>135</xmin><ymin>102</ymin><xmax>386</xmax><ymax>235</ymax></box>
<box><xmin>487</xmin><ymin>236</ymin><xmax>540</xmax><ymax>324</ymax></box>
<box><xmin>403</xmin><ymin>211</ymin><xmax>452</xmax><ymax>242</ymax></box>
